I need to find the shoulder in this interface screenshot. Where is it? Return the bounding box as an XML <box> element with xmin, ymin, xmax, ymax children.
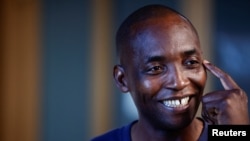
<box><xmin>90</xmin><ymin>120</ymin><xmax>137</xmax><ymax>141</ymax></box>
<box><xmin>90</xmin><ymin>128</ymin><xmax>122</xmax><ymax>141</ymax></box>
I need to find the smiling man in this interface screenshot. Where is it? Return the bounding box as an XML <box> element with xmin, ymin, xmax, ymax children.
<box><xmin>91</xmin><ymin>4</ymin><xmax>249</xmax><ymax>141</ymax></box>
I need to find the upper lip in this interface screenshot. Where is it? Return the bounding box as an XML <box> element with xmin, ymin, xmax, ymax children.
<box><xmin>157</xmin><ymin>94</ymin><xmax>194</xmax><ymax>102</ymax></box>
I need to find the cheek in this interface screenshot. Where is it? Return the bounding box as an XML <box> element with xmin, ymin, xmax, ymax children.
<box><xmin>143</xmin><ymin>79</ymin><xmax>152</xmax><ymax>89</ymax></box>
<box><xmin>136</xmin><ymin>78</ymin><xmax>160</xmax><ymax>96</ymax></box>
<box><xmin>191</xmin><ymin>69</ymin><xmax>207</xmax><ymax>89</ymax></box>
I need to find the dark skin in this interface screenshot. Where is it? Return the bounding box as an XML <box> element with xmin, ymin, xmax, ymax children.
<box><xmin>113</xmin><ymin>5</ymin><xmax>249</xmax><ymax>141</ymax></box>
<box><xmin>202</xmin><ymin>61</ymin><xmax>249</xmax><ymax>125</ymax></box>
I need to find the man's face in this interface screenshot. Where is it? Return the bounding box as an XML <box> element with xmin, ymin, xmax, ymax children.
<box><xmin>123</xmin><ymin>18</ymin><xmax>207</xmax><ymax>130</ymax></box>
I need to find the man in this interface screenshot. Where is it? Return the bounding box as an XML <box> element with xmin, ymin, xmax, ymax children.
<box><xmin>91</xmin><ymin>4</ymin><xmax>249</xmax><ymax>141</ymax></box>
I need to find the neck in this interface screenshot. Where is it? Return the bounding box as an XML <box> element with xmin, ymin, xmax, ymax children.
<box><xmin>131</xmin><ymin>118</ymin><xmax>203</xmax><ymax>141</ymax></box>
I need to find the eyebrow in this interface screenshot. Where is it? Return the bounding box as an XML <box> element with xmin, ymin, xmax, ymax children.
<box><xmin>183</xmin><ymin>48</ymin><xmax>198</xmax><ymax>56</ymax></box>
<box><xmin>145</xmin><ymin>48</ymin><xmax>199</xmax><ymax>63</ymax></box>
<box><xmin>145</xmin><ymin>55</ymin><xmax>165</xmax><ymax>63</ymax></box>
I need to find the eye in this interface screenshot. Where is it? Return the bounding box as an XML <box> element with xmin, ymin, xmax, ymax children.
<box><xmin>184</xmin><ymin>59</ymin><xmax>201</xmax><ymax>69</ymax></box>
<box><xmin>146</xmin><ymin>65</ymin><xmax>166</xmax><ymax>75</ymax></box>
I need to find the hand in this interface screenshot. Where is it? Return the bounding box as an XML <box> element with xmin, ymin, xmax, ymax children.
<box><xmin>202</xmin><ymin>60</ymin><xmax>249</xmax><ymax>125</ymax></box>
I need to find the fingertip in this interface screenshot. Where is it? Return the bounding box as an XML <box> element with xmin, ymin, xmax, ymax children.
<box><xmin>203</xmin><ymin>59</ymin><xmax>211</xmax><ymax>65</ymax></box>
<box><xmin>202</xmin><ymin>60</ymin><xmax>212</xmax><ymax>70</ymax></box>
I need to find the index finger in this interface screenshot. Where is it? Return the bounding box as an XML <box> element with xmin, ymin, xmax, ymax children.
<box><xmin>203</xmin><ymin>60</ymin><xmax>239</xmax><ymax>90</ymax></box>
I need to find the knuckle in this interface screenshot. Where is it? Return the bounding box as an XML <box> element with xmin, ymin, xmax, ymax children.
<box><xmin>222</xmin><ymin>89</ymin><xmax>248</xmax><ymax>105</ymax></box>
<box><xmin>220</xmin><ymin>98</ymin><xmax>231</xmax><ymax>108</ymax></box>
<box><xmin>230</xmin><ymin>89</ymin><xmax>245</xmax><ymax>98</ymax></box>
<box><xmin>219</xmin><ymin>70</ymin><xmax>230</xmax><ymax>79</ymax></box>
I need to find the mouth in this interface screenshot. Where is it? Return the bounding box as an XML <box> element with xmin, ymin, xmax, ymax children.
<box><xmin>162</xmin><ymin>96</ymin><xmax>190</xmax><ymax>108</ymax></box>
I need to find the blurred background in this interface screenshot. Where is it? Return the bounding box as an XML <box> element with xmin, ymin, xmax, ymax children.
<box><xmin>0</xmin><ymin>0</ymin><xmax>250</xmax><ymax>141</ymax></box>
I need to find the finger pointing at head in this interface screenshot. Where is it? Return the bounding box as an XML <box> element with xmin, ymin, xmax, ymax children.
<box><xmin>203</xmin><ymin>60</ymin><xmax>239</xmax><ymax>90</ymax></box>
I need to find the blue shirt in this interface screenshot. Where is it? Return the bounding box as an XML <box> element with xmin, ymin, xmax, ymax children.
<box><xmin>91</xmin><ymin>118</ymin><xmax>208</xmax><ymax>141</ymax></box>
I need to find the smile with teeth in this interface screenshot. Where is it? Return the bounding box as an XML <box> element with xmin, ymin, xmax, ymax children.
<box><xmin>163</xmin><ymin>96</ymin><xmax>190</xmax><ymax>108</ymax></box>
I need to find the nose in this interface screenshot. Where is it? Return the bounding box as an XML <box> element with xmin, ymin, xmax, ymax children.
<box><xmin>164</xmin><ymin>65</ymin><xmax>189</xmax><ymax>90</ymax></box>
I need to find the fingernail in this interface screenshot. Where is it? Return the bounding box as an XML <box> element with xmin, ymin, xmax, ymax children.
<box><xmin>203</xmin><ymin>60</ymin><xmax>211</xmax><ymax>64</ymax></box>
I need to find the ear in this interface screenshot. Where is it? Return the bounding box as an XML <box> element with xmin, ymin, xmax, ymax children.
<box><xmin>113</xmin><ymin>65</ymin><xmax>129</xmax><ymax>93</ymax></box>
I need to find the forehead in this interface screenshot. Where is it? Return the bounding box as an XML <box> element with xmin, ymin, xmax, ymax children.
<box><xmin>129</xmin><ymin>19</ymin><xmax>200</xmax><ymax>57</ymax></box>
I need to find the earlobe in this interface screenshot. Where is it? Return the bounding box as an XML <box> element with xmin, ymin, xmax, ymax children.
<box><xmin>113</xmin><ymin>65</ymin><xmax>129</xmax><ymax>93</ymax></box>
